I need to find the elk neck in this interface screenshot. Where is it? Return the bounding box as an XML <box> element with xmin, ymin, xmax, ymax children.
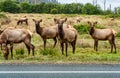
<box><xmin>35</xmin><ymin>23</ymin><xmax>42</xmax><ymax>35</ymax></box>
<box><xmin>89</xmin><ymin>27</ymin><xmax>95</xmax><ymax>35</ymax></box>
<box><xmin>58</xmin><ymin>25</ymin><xmax>64</xmax><ymax>39</ymax></box>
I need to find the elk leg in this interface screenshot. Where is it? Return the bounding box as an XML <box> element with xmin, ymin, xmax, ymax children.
<box><xmin>53</xmin><ymin>37</ymin><xmax>57</xmax><ymax>48</ymax></box>
<box><xmin>113</xmin><ymin>42</ymin><xmax>116</xmax><ymax>53</ymax></box>
<box><xmin>61</xmin><ymin>43</ymin><xmax>64</xmax><ymax>55</ymax></box>
<box><xmin>10</xmin><ymin>44</ymin><xmax>13</xmax><ymax>59</ymax></box>
<box><xmin>25</xmin><ymin>44</ymin><xmax>30</xmax><ymax>55</ymax></box>
<box><xmin>26</xmin><ymin>20</ymin><xmax>28</xmax><ymax>25</ymax></box>
<box><xmin>109</xmin><ymin>40</ymin><xmax>113</xmax><ymax>53</ymax></box>
<box><xmin>71</xmin><ymin>41</ymin><xmax>75</xmax><ymax>54</ymax></box>
<box><xmin>24</xmin><ymin>40</ymin><xmax>30</xmax><ymax>55</ymax></box>
<box><xmin>65</xmin><ymin>42</ymin><xmax>68</xmax><ymax>56</ymax></box>
<box><xmin>43</xmin><ymin>39</ymin><xmax>46</xmax><ymax>50</ymax></box>
<box><xmin>94</xmin><ymin>40</ymin><xmax>98</xmax><ymax>51</ymax></box>
<box><xmin>94</xmin><ymin>40</ymin><xmax>96</xmax><ymax>51</ymax></box>
<box><xmin>3</xmin><ymin>45</ymin><xmax>9</xmax><ymax>60</ymax></box>
<box><xmin>96</xmin><ymin>40</ymin><xmax>98</xmax><ymax>51</ymax></box>
<box><xmin>72</xmin><ymin>36</ymin><xmax>77</xmax><ymax>54</ymax></box>
<box><xmin>30</xmin><ymin>43</ymin><xmax>35</xmax><ymax>56</ymax></box>
<box><xmin>112</xmin><ymin>39</ymin><xmax>116</xmax><ymax>53</ymax></box>
<box><xmin>17</xmin><ymin>21</ymin><xmax>20</xmax><ymax>25</ymax></box>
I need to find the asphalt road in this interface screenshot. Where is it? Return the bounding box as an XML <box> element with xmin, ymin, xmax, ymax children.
<box><xmin>0</xmin><ymin>64</ymin><xmax>120</xmax><ymax>78</ymax></box>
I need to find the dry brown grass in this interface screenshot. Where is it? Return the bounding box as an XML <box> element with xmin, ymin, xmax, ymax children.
<box><xmin>1</xmin><ymin>13</ymin><xmax>120</xmax><ymax>48</ymax></box>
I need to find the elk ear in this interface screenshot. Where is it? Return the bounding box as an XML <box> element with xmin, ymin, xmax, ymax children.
<box><xmin>38</xmin><ymin>19</ymin><xmax>42</xmax><ymax>23</ymax></box>
<box><xmin>39</xmin><ymin>19</ymin><xmax>42</xmax><ymax>22</ymax></box>
<box><xmin>87</xmin><ymin>21</ymin><xmax>91</xmax><ymax>25</ymax></box>
<box><xmin>87</xmin><ymin>21</ymin><xmax>93</xmax><ymax>27</ymax></box>
<box><xmin>64</xmin><ymin>18</ymin><xmax>67</xmax><ymax>22</ymax></box>
<box><xmin>0</xmin><ymin>29</ymin><xmax>3</xmax><ymax>34</ymax></box>
<box><xmin>62</xmin><ymin>18</ymin><xmax>67</xmax><ymax>24</ymax></box>
<box><xmin>32</xmin><ymin>19</ymin><xmax>36</xmax><ymax>22</ymax></box>
<box><xmin>54</xmin><ymin>18</ymin><xmax>58</xmax><ymax>24</ymax></box>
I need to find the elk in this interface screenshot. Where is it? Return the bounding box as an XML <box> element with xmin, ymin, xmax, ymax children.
<box><xmin>88</xmin><ymin>21</ymin><xmax>116</xmax><ymax>53</ymax></box>
<box><xmin>32</xmin><ymin>19</ymin><xmax>58</xmax><ymax>49</ymax></box>
<box><xmin>76</xmin><ymin>17</ymin><xmax>81</xmax><ymax>23</ymax></box>
<box><xmin>0</xmin><ymin>27</ymin><xmax>34</xmax><ymax>60</ymax></box>
<box><xmin>54</xmin><ymin>18</ymin><xmax>77</xmax><ymax>56</ymax></box>
<box><xmin>17</xmin><ymin>16</ymin><xmax>28</xmax><ymax>25</ymax></box>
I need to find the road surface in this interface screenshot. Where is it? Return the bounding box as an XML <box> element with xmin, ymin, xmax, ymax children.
<box><xmin>0</xmin><ymin>64</ymin><xmax>120</xmax><ymax>78</ymax></box>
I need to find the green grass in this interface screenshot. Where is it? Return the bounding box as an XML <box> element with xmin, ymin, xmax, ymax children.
<box><xmin>0</xmin><ymin>31</ymin><xmax>119</xmax><ymax>64</ymax></box>
<box><xmin>0</xmin><ymin>46</ymin><xmax>120</xmax><ymax>64</ymax></box>
<box><xmin>0</xmin><ymin>34</ymin><xmax>120</xmax><ymax>64</ymax></box>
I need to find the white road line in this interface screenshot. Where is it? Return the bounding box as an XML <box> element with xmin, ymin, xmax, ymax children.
<box><xmin>0</xmin><ymin>71</ymin><xmax>120</xmax><ymax>74</ymax></box>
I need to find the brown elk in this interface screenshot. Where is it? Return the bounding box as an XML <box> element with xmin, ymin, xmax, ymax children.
<box><xmin>54</xmin><ymin>18</ymin><xmax>77</xmax><ymax>56</ymax></box>
<box><xmin>17</xmin><ymin>16</ymin><xmax>28</xmax><ymax>25</ymax></box>
<box><xmin>88</xmin><ymin>21</ymin><xmax>116</xmax><ymax>53</ymax></box>
<box><xmin>76</xmin><ymin>17</ymin><xmax>81</xmax><ymax>23</ymax></box>
<box><xmin>33</xmin><ymin>19</ymin><xmax>58</xmax><ymax>49</ymax></box>
<box><xmin>0</xmin><ymin>27</ymin><xmax>34</xmax><ymax>60</ymax></box>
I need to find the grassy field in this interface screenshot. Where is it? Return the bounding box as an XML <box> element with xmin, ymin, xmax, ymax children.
<box><xmin>0</xmin><ymin>13</ymin><xmax>120</xmax><ymax>64</ymax></box>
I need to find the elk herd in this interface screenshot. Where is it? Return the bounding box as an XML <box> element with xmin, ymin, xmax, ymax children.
<box><xmin>0</xmin><ymin>15</ymin><xmax>117</xmax><ymax>60</ymax></box>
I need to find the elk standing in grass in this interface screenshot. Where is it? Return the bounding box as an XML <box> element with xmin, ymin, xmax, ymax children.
<box><xmin>76</xmin><ymin>17</ymin><xmax>81</xmax><ymax>23</ymax></box>
<box><xmin>54</xmin><ymin>18</ymin><xmax>77</xmax><ymax>56</ymax></box>
<box><xmin>88</xmin><ymin>21</ymin><xmax>116</xmax><ymax>53</ymax></box>
<box><xmin>33</xmin><ymin>19</ymin><xmax>58</xmax><ymax>49</ymax></box>
<box><xmin>0</xmin><ymin>27</ymin><xmax>34</xmax><ymax>59</ymax></box>
<box><xmin>17</xmin><ymin>16</ymin><xmax>28</xmax><ymax>25</ymax></box>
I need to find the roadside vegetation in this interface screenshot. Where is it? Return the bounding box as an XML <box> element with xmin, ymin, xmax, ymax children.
<box><xmin>0</xmin><ymin>0</ymin><xmax>120</xmax><ymax>15</ymax></box>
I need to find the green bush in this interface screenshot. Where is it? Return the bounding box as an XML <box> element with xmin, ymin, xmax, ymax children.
<box><xmin>0</xmin><ymin>0</ymin><xmax>21</xmax><ymax>13</ymax></box>
<box><xmin>0</xmin><ymin>13</ymin><xmax>11</xmax><ymax>25</ymax></box>
<box><xmin>116</xmin><ymin>31</ymin><xmax>120</xmax><ymax>37</ymax></box>
<box><xmin>0</xmin><ymin>13</ymin><xmax>7</xmax><ymax>18</ymax></box>
<box><xmin>105</xmin><ymin>14</ymin><xmax>120</xmax><ymax>19</ymax></box>
<box><xmin>74</xmin><ymin>24</ymin><xmax>90</xmax><ymax>34</ymax></box>
<box><xmin>50</xmin><ymin>8</ymin><xmax>58</xmax><ymax>14</ymax></box>
<box><xmin>74</xmin><ymin>23</ymin><xmax>105</xmax><ymax>34</ymax></box>
<box><xmin>95</xmin><ymin>25</ymin><xmax>105</xmax><ymax>29</ymax></box>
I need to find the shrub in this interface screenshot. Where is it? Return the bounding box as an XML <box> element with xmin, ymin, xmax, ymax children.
<box><xmin>74</xmin><ymin>23</ymin><xmax>105</xmax><ymax>34</ymax></box>
<box><xmin>0</xmin><ymin>13</ymin><xmax>11</xmax><ymax>25</ymax></box>
<box><xmin>105</xmin><ymin>14</ymin><xmax>120</xmax><ymax>19</ymax></box>
<box><xmin>0</xmin><ymin>13</ymin><xmax>7</xmax><ymax>19</ymax></box>
<box><xmin>116</xmin><ymin>31</ymin><xmax>120</xmax><ymax>37</ymax></box>
<box><xmin>50</xmin><ymin>8</ymin><xmax>58</xmax><ymax>14</ymax></box>
<box><xmin>95</xmin><ymin>25</ymin><xmax>105</xmax><ymax>29</ymax></box>
<box><xmin>74</xmin><ymin>24</ymin><xmax>90</xmax><ymax>34</ymax></box>
<box><xmin>0</xmin><ymin>0</ymin><xmax>21</xmax><ymax>13</ymax></box>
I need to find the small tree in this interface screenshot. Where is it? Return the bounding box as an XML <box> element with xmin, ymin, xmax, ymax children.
<box><xmin>50</xmin><ymin>8</ymin><xmax>58</xmax><ymax>14</ymax></box>
<box><xmin>0</xmin><ymin>0</ymin><xmax>21</xmax><ymax>13</ymax></box>
<box><xmin>20</xmin><ymin>2</ymin><xmax>32</xmax><ymax>13</ymax></box>
<box><xmin>117</xmin><ymin>7</ymin><xmax>120</xmax><ymax>14</ymax></box>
